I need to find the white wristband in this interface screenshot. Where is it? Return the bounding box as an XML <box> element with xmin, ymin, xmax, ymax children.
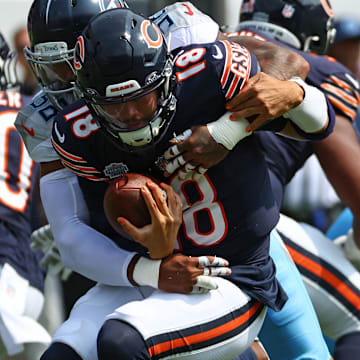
<box><xmin>132</xmin><ymin>256</ymin><xmax>161</xmax><ymax>288</ymax></box>
<box><xmin>283</xmin><ymin>77</ymin><xmax>328</xmax><ymax>133</ymax></box>
<box><xmin>207</xmin><ymin>112</ymin><xmax>252</xmax><ymax>150</ymax></box>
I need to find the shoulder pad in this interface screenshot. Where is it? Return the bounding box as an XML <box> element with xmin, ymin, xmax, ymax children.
<box><xmin>150</xmin><ymin>2</ymin><xmax>219</xmax><ymax>51</ymax></box>
<box><xmin>14</xmin><ymin>93</ymin><xmax>59</xmax><ymax>163</ymax></box>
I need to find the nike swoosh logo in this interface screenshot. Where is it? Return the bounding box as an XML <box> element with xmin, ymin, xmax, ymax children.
<box><xmin>182</xmin><ymin>3</ymin><xmax>194</xmax><ymax>15</ymax></box>
<box><xmin>21</xmin><ymin>119</ymin><xmax>35</xmax><ymax>137</ymax></box>
<box><xmin>212</xmin><ymin>45</ymin><xmax>223</xmax><ymax>60</ymax></box>
<box><xmin>54</xmin><ymin>122</ymin><xmax>65</xmax><ymax>143</ymax></box>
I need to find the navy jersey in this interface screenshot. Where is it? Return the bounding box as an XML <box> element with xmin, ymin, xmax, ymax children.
<box><xmin>226</xmin><ymin>27</ymin><xmax>360</xmax><ymax>205</ymax></box>
<box><xmin>52</xmin><ymin>40</ymin><xmax>286</xmax><ymax>310</ymax></box>
<box><xmin>0</xmin><ymin>90</ymin><xmax>44</xmax><ymax>290</ymax></box>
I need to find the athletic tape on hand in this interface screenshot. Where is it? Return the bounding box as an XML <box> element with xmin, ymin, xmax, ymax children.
<box><xmin>132</xmin><ymin>256</ymin><xmax>161</xmax><ymax>288</ymax></box>
<box><xmin>191</xmin><ymin>275</ymin><xmax>218</xmax><ymax>293</ymax></box>
<box><xmin>207</xmin><ymin>112</ymin><xmax>251</xmax><ymax>150</ymax></box>
<box><xmin>198</xmin><ymin>256</ymin><xmax>227</xmax><ymax>267</ymax></box>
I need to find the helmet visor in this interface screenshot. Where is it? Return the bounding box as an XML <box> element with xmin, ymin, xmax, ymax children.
<box><xmin>92</xmin><ymin>88</ymin><xmax>160</xmax><ymax>131</ymax></box>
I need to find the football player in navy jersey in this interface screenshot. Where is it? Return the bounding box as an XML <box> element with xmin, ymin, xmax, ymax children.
<box><xmin>162</xmin><ymin>1</ymin><xmax>360</xmax><ymax>359</ymax></box>
<box><xmin>37</xmin><ymin>7</ymin><xmax>335</xmax><ymax>360</ymax></box>
<box><xmin>0</xmin><ymin>32</ymin><xmax>50</xmax><ymax>357</ymax></box>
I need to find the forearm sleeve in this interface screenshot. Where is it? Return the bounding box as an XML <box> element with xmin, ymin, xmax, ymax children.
<box><xmin>40</xmin><ymin>169</ymin><xmax>136</xmax><ymax>286</ymax></box>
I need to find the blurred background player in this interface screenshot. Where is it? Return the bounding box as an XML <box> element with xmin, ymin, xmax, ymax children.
<box><xmin>0</xmin><ymin>31</ymin><xmax>50</xmax><ymax>359</ymax></box>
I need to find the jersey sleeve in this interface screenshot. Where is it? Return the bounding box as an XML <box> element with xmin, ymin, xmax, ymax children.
<box><xmin>14</xmin><ymin>92</ymin><xmax>59</xmax><ymax>163</ymax></box>
<box><xmin>51</xmin><ymin>103</ymin><xmax>108</xmax><ymax>182</ymax></box>
<box><xmin>215</xmin><ymin>40</ymin><xmax>260</xmax><ymax>101</ymax></box>
<box><xmin>320</xmin><ymin>71</ymin><xmax>360</xmax><ymax>121</ymax></box>
<box><xmin>150</xmin><ymin>1</ymin><xmax>219</xmax><ymax>51</ymax></box>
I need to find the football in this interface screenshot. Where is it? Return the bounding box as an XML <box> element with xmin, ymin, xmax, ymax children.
<box><xmin>103</xmin><ymin>172</ymin><xmax>160</xmax><ymax>235</ymax></box>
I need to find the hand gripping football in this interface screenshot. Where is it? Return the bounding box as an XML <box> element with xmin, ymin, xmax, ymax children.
<box><xmin>104</xmin><ymin>173</ymin><xmax>159</xmax><ymax>235</ymax></box>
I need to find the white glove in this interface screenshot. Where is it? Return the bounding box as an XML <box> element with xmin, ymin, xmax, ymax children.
<box><xmin>334</xmin><ymin>228</ymin><xmax>360</xmax><ymax>271</ymax></box>
<box><xmin>31</xmin><ymin>224</ymin><xmax>73</xmax><ymax>281</ymax></box>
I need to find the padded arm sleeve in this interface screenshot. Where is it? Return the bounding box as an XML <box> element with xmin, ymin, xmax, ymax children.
<box><xmin>40</xmin><ymin>169</ymin><xmax>136</xmax><ymax>286</ymax></box>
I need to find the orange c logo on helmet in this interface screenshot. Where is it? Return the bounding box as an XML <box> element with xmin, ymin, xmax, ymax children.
<box><xmin>320</xmin><ymin>0</ymin><xmax>334</xmax><ymax>17</ymax></box>
<box><xmin>74</xmin><ymin>36</ymin><xmax>85</xmax><ymax>70</ymax></box>
<box><xmin>140</xmin><ymin>20</ymin><xmax>163</xmax><ymax>49</ymax></box>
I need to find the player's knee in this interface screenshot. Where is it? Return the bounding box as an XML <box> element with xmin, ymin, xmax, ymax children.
<box><xmin>97</xmin><ymin>319</ymin><xmax>150</xmax><ymax>360</ymax></box>
<box><xmin>40</xmin><ymin>342</ymin><xmax>82</xmax><ymax>360</ymax></box>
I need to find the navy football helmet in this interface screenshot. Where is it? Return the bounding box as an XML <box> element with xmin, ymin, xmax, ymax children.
<box><xmin>74</xmin><ymin>8</ymin><xmax>176</xmax><ymax>152</ymax></box>
<box><xmin>25</xmin><ymin>0</ymin><xmax>128</xmax><ymax>110</ymax></box>
<box><xmin>0</xmin><ymin>32</ymin><xmax>19</xmax><ymax>91</ymax></box>
<box><xmin>238</xmin><ymin>0</ymin><xmax>336</xmax><ymax>54</ymax></box>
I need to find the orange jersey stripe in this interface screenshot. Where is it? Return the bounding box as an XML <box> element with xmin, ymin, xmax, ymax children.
<box><xmin>326</xmin><ymin>94</ymin><xmax>356</xmax><ymax>120</ymax></box>
<box><xmin>285</xmin><ymin>244</ymin><xmax>360</xmax><ymax>312</ymax></box>
<box><xmin>328</xmin><ymin>75</ymin><xmax>359</xmax><ymax>95</ymax></box>
<box><xmin>61</xmin><ymin>162</ymin><xmax>107</xmax><ymax>181</ymax></box>
<box><xmin>51</xmin><ymin>139</ymin><xmax>87</xmax><ymax>162</ymax></box>
<box><xmin>321</xmin><ymin>82</ymin><xmax>359</xmax><ymax>107</ymax></box>
<box><xmin>148</xmin><ymin>301</ymin><xmax>262</xmax><ymax>357</ymax></box>
<box><xmin>60</xmin><ymin>158</ymin><xmax>100</xmax><ymax>173</ymax></box>
<box><xmin>220</xmin><ymin>40</ymin><xmax>233</xmax><ymax>88</ymax></box>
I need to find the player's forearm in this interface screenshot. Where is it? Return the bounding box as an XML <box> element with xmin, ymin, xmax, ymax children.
<box><xmin>220</xmin><ymin>34</ymin><xmax>309</xmax><ymax>80</ymax></box>
<box><xmin>40</xmin><ymin>168</ymin><xmax>136</xmax><ymax>286</ymax></box>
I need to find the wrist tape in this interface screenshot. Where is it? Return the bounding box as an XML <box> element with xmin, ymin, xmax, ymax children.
<box><xmin>132</xmin><ymin>256</ymin><xmax>161</xmax><ymax>288</ymax></box>
<box><xmin>207</xmin><ymin>112</ymin><xmax>251</xmax><ymax>150</ymax></box>
<box><xmin>284</xmin><ymin>77</ymin><xmax>328</xmax><ymax>133</ymax></box>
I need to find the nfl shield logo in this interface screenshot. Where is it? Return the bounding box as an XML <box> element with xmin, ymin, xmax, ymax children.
<box><xmin>241</xmin><ymin>0</ymin><xmax>255</xmax><ymax>14</ymax></box>
<box><xmin>282</xmin><ymin>4</ymin><xmax>295</xmax><ymax>18</ymax></box>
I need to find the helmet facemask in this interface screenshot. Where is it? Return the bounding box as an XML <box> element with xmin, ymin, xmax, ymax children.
<box><xmin>81</xmin><ymin>58</ymin><xmax>176</xmax><ymax>151</ymax></box>
<box><xmin>0</xmin><ymin>33</ymin><xmax>20</xmax><ymax>91</ymax></box>
<box><xmin>25</xmin><ymin>41</ymin><xmax>81</xmax><ymax>110</ymax></box>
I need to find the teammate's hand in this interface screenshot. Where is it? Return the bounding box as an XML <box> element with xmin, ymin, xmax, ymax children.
<box><xmin>31</xmin><ymin>224</ymin><xmax>72</xmax><ymax>281</ymax></box>
<box><xmin>163</xmin><ymin>127</ymin><xmax>229</xmax><ymax>179</ymax></box>
<box><xmin>158</xmin><ymin>253</ymin><xmax>231</xmax><ymax>294</ymax></box>
<box><xmin>118</xmin><ymin>181</ymin><xmax>182</xmax><ymax>259</ymax></box>
<box><xmin>226</xmin><ymin>72</ymin><xmax>304</xmax><ymax>131</ymax></box>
